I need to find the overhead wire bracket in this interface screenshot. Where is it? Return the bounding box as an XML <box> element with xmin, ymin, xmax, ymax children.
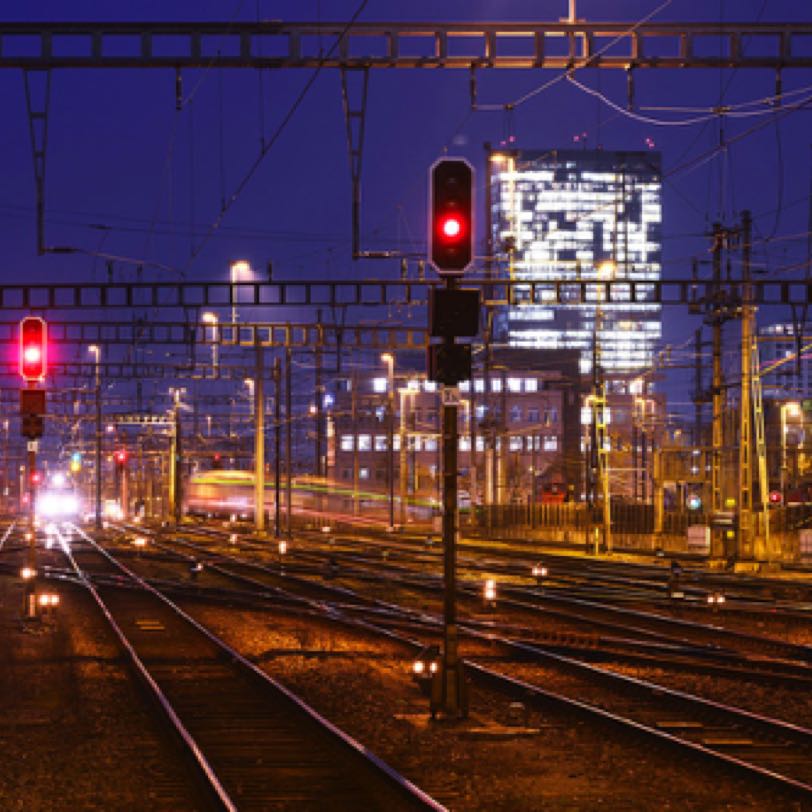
<box><xmin>23</xmin><ymin>69</ymin><xmax>51</xmax><ymax>255</ymax></box>
<box><xmin>340</xmin><ymin>66</ymin><xmax>370</xmax><ymax>259</ymax></box>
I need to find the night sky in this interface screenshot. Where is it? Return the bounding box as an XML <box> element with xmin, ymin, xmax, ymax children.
<box><xmin>1</xmin><ymin>1</ymin><xmax>812</xmax><ymax>418</ymax></box>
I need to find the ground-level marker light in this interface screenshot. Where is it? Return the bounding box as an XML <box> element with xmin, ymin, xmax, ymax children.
<box><xmin>531</xmin><ymin>563</ymin><xmax>548</xmax><ymax>579</ymax></box>
<box><xmin>278</xmin><ymin>540</ymin><xmax>287</xmax><ymax>556</ymax></box>
<box><xmin>484</xmin><ymin>579</ymin><xmax>497</xmax><ymax>602</ymax></box>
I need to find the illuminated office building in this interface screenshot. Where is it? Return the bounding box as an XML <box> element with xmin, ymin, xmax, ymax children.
<box><xmin>488</xmin><ymin>148</ymin><xmax>662</xmax><ymax>377</ymax></box>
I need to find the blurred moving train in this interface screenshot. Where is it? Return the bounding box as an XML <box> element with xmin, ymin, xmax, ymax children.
<box><xmin>184</xmin><ymin>469</ymin><xmax>438</xmax><ymax>522</ymax></box>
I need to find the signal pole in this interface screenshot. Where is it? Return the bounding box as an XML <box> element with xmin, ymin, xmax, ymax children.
<box><xmin>94</xmin><ymin>352</ymin><xmax>102</xmax><ymax>530</ymax></box>
<box><xmin>254</xmin><ymin>343</ymin><xmax>265</xmax><ymax>534</ymax></box>
<box><xmin>427</xmin><ymin>157</ymin><xmax>476</xmax><ymax>719</ymax></box>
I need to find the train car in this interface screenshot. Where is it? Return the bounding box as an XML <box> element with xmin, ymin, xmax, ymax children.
<box><xmin>184</xmin><ymin>469</ymin><xmax>439</xmax><ymax>524</ymax></box>
<box><xmin>185</xmin><ymin>470</ymin><xmax>255</xmax><ymax>517</ymax></box>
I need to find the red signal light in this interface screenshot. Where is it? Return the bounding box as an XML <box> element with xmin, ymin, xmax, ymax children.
<box><xmin>441</xmin><ymin>215</ymin><xmax>462</xmax><ymax>239</ymax></box>
<box><xmin>769</xmin><ymin>490</ymin><xmax>782</xmax><ymax>504</ymax></box>
<box><xmin>430</xmin><ymin>158</ymin><xmax>474</xmax><ymax>275</ymax></box>
<box><xmin>19</xmin><ymin>317</ymin><xmax>47</xmax><ymax>382</ymax></box>
<box><xmin>31</xmin><ymin>471</ymin><xmax>42</xmax><ymax>485</ymax></box>
<box><xmin>115</xmin><ymin>449</ymin><xmax>128</xmax><ymax>465</ymax></box>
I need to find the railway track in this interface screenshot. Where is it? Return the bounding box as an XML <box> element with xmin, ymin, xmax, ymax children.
<box><xmin>76</xmin><ymin>522</ymin><xmax>812</xmax><ymax>804</ymax></box>
<box><xmin>58</xmin><ymin>523</ymin><xmax>444</xmax><ymax>812</ymax></box>
<box><xmin>112</xmin><ymin>522</ymin><xmax>812</xmax><ymax>686</ymax></box>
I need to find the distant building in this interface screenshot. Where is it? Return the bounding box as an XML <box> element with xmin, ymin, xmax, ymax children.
<box><xmin>327</xmin><ymin>360</ymin><xmax>574</xmax><ymax>510</ymax></box>
<box><xmin>487</xmin><ymin>147</ymin><xmax>662</xmax><ymax>377</ymax></box>
<box><xmin>758</xmin><ymin>322</ymin><xmax>812</xmax><ymax>398</ymax></box>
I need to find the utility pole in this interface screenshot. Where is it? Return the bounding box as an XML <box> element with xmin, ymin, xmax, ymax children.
<box><xmin>399</xmin><ymin>386</ymin><xmax>408</xmax><ymax>526</ymax></box>
<box><xmin>315</xmin><ymin>316</ymin><xmax>323</xmax><ymax>479</ymax></box>
<box><xmin>352</xmin><ymin>369</ymin><xmax>359</xmax><ymax>516</ymax></box>
<box><xmin>710</xmin><ymin>223</ymin><xmax>726</xmax><ymax>556</ymax></box>
<box><xmin>286</xmin><ymin>345</ymin><xmax>292</xmax><ymax>538</ymax></box>
<box><xmin>254</xmin><ymin>343</ymin><xmax>265</xmax><ymax>534</ymax></box>
<box><xmin>738</xmin><ymin>210</ymin><xmax>755</xmax><ymax>560</ymax></box>
<box><xmin>274</xmin><ymin>357</ymin><xmax>281</xmax><ymax>538</ymax></box>
<box><xmin>693</xmin><ymin>327</ymin><xmax>703</xmax><ymax>450</ymax></box>
<box><xmin>94</xmin><ymin>351</ymin><xmax>102</xmax><ymax>531</ymax></box>
<box><xmin>171</xmin><ymin>390</ymin><xmax>183</xmax><ymax>526</ymax></box>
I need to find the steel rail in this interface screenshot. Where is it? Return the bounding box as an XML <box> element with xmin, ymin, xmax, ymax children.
<box><xmin>53</xmin><ymin>526</ymin><xmax>238</xmax><ymax>812</ymax></box>
<box><xmin>100</xmin><ymin>521</ymin><xmax>812</xmax><ymax>801</ymax></box>
<box><xmin>66</xmin><ymin>523</ymin><xmax>446</xmax><ymax>812</ymax></box>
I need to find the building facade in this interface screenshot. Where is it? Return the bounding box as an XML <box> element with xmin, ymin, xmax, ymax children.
<box><xmin>488</xmin><ymin>148</ymin><xmax>662</xmax><ymax>377</ymax></box>
<box><xmin>327</xmin><ymin>366</ymin><xmax>571</xmax><ymax>513</ymax></box>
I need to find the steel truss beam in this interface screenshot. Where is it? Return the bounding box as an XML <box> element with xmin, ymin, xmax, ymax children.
<box><xmin>0</xmin><ymin>278</ymin><xmax>810</xmax><ymax>311</ymax></box>
<box><xmin>0</xmin><ymin>319</ymin><xmax>429</xmax><ymax>349</ymax></box>
<box><xmin>0</xmin><ymin>21</ymin><xmax>810</xmax><ymax>71</ymax></box>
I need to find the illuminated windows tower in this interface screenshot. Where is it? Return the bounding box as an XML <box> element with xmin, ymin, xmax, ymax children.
<box><xmin>488</xmin><ymin>148</ymin><xmax>662</xmax><ymax>377</ymax></box>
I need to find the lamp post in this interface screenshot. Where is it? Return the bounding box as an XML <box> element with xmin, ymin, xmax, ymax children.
<box><xmin>230</xmin><ymin>259</ymin><xmax>251</xmax><ymax>328</ymax></box>
<box><xmin>381</xmin><ymin>352</ymin><xmax>395</xmax><ymax>531</ymax></box>
<box><xmin>201</xmin><ymin>312</ymin><xmax>219</xmax><ymax>377</ymax></box>
<box><xmin>88</xmin><ymin>344</ymin><xmax>102</xmax><ymax>530</ymax></box>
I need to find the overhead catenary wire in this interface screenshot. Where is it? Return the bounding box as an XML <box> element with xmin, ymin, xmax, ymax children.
<box><xmin>184</xmin><ymin>0</ymin><xmax>370</xmax><ymax>271</ymax></box>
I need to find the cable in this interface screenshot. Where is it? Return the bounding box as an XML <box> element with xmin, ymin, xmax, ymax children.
<box><xmin>566</xmin><ymin>75</ymin><xmax>722</xmax><ymax>127</ymax></box>
<box><xmin>504</xmin><ymin>0</ymin><xmax>674</xmax><ymax>111</ymax></box>
<box><xmin>185</xmin><ymin>0</ymin><xmax>370</xmax><ymax>270</ymax></box>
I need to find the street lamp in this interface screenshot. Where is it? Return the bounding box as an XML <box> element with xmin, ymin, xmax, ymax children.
<box><xmin>781</xmin><ymin>401</ymin><xmax>802</xmax><ymax>497</ymax></box>
<box><xmin>229</xmin><ymin>259</ymin><xmax>252</xmax><ymax>328</ymax></box>
<box><xmin>201</xmin><ymin>312</ymin><xmax>219</xmax><ymax>377</ymax></box>
<box><xmin>88</xmin><ymin>345</ymin><xmax>102</xmax><ymax>531</ymax></box>
<box><xmin>381</xmin><ymin>352</ymin><xmax>395</xmax><ymax>531</ymax></box>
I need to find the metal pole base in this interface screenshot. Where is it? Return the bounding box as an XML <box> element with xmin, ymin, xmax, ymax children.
<box><xmin>430</xmin><ymin>661</ymin><xmax>469</xmax><ymax>720</ymax></box>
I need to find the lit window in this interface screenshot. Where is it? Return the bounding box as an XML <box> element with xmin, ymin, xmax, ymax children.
<box><xmin>543</xmin><ymin>436</ymin><xmax>558</xmax><ymax>451</ymax></box>
<box><xmin>476</xmin><ymin>437</ymin><xmax>485</xmax><ymax>452</ymax></box>
<box><xmin>425</xmin><ymin>437</ymin><xmax>438</xmax><ymax>452</ymax></box>
<box><xmin>374</xmin><ymin>435</ymin><xmax>388</xmax><ymax>452</ymax></box>
<box><xmin>475</xmin><ymin>405</ymin><xmax>486</xmax><ymax>420</ymax></box>
<box><xmin>393</xmin><ymin>436</ymin><xmax>401</xmax><ymax>451</ymax></box>
<box><xmin>358</xmin><ymin>434</ymin><xmax>371</xmax><ymax>451</ymax></box>
<box><xmin>372</xmin><ymin>377</ymin><xmax>388</xmax><ymax>393</ymax></box>
<box><xmin>474</xmin><ymin>379</ymin><xmax>485</xmax><ymax>393</ymax></box>
<box><xmin>459</xmin><ymin>381</ymin><xmax>470</xmax><ymax>392</ymax></box>
<box><xmin>524</xmin><ymin>378</ymin><xmax>538</xmax><ymax>393</ymax></box>
<box><xmin>509</xmin><ymin>436</ymin><xmax>523</xmax><ymax>452</ymax></box>
<box><xmin>491</xmin><ymin>378</ymin><xmax>503</xmax><ymax>393</ymax></box>
<box><xmin>459</xmin><ymin>437</ymin><xmax>471</xmax><ymax>452</ymax></box>
<box><xmin>507</xmin><ymin>377</ymin><xmax>522</xmax><ymax>393</ymax></box>
<box><xmin>359</xmin><ymin>467</ymin><xmax>370</xmax><ymax>480</ymax></box>
<box><xmin>424</xmin><ymin>381</ymin><xmax>437</xmax><ymax>393</ymax></box>
<box><xmin>340</xmin><ymin>435</ymin><xmax>354</xmax><ymax>452</ymax></box>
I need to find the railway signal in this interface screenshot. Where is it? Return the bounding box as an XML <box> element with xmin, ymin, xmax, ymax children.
<box><xmin>429</xmin><ymin>158</ymin><xmax>474</xmax><ymax>275</ymax></box>
<box><xmin>19</xmin><ymin>316</ymin><xmax>47</xmax><ymax>382</ymax></box>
